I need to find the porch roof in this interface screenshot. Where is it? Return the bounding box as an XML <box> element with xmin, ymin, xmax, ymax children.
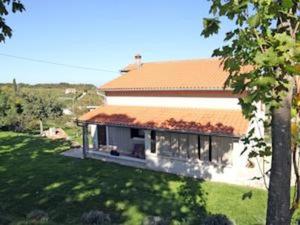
<box><xmin>78</xmin><ymin>105</ymin><xmax>249</xmax><ymax>137</ymax></box>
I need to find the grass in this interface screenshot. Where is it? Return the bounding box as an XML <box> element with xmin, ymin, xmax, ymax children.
<box><xmin>0</xmin><ymin>131</ymin><xmax>269</xmax><ymax>225</ymax></box>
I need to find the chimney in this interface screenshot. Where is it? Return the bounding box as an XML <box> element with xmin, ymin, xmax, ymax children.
<box><xmin>134</xmin><ymin>54</ymin><xmax>142</xmax><ymax>68</ymax></box>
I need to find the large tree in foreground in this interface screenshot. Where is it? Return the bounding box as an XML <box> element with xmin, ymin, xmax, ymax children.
<box><xmin>202</xmin><ymin>0</ymin><xmax>300</xmax><ymax>224</ymax></box>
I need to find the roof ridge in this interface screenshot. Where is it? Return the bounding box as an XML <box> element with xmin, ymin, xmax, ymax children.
<box><xmin>126</xmin><ymin>57</ymin><xmax>221</xmax><ymax>66</ymax></box>
<box><xmin>147</xmin><ymin>57</ymin><xmax>221</xmax><ymax>64</ymax></box>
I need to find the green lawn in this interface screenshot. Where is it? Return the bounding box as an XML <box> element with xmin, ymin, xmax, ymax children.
<box><xmin>0</xmin><ymin>131</ymin><xmax>269</xmax><ymax>225</ymax></box>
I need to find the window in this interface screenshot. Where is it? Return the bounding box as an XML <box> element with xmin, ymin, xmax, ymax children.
<box><xmin>130</xmin><ymin>128</ymin><xmax>144</xmax><ymax>138</ymax></box>
<box><xmin>210</xmin><ymin>136</ymin><xmax>234</xmax><ymax>165</ymax></box>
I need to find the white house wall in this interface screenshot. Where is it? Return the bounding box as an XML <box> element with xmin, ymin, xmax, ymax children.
<box><xmin>106</xmin><ymin>96</ymin><xmax>241</xmax><ymax>110</ymax></box>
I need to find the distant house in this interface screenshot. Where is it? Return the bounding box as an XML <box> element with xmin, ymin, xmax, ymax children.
<box><xmin>65</xmin><ymin>88</ymin><xmax>76</xmax><ymax>94</ymax></box>
<box><xmin>63</xmin><ymin>108</ymin><xmax>73</xmax><ymax>115</ymax></box>
<box><xmin>78</xmin><ymin>55</ymin><xmax>265</xmax><ymax>187</ymax></box>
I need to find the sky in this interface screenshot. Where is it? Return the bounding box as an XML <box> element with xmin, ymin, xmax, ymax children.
<box><xmin>0</xmin><ymin>1</ymin><xmax>231</xmax><ymax>86</ymax></box>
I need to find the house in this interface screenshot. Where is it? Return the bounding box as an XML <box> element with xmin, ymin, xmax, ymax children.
<box><xmin>63</xmin><ymin>108</ymin><xmax>73</xmax><ymax>115</ymax></box>
<box><xmin>65</xmin><ymin>88</ymin><xmax>76</xmax><ymax>94</ymax></box>
<box><xmin>77</xmin><ymin>55</ymin><xmax>266</xmax><ymax>187</ymax></box>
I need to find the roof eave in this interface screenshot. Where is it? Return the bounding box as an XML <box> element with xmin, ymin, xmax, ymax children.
<box><xmin>77</xmin><ymin>119</ymin><xmax>244</xmax><ymax>139</ymax></box>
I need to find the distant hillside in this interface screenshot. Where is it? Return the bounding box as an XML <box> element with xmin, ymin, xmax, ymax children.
<box><xmin>0</xmin><ymin>82</ymin><xmax>97</xmax><ymax>90</ymax></box>
<box><xmin>0</xmin><ymin>82</ymin><xmax>104</xmax><ymax>116</ymax></box>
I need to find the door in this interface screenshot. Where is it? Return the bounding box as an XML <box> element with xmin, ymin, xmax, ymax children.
<box><xmin>97</xmin><ymin>125</ymin><xmax>107</xmax><ymax>146</ymax></box>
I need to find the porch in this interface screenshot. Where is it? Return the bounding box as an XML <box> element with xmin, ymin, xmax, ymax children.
<box><xmin>81</xmin><ymin>124</ymin><xmax>155</xmax><ymax>161</ymax></box>
<box><xmin>62</xmin><ymin>147</ymin><xmax>147</xmax><ymax>168</ymax></box>
<box><xmin>80</xmin><ymin>123</ymin><xmax>238</xmax><ymax>168</ymax></box>
<box><xmin>74</xmin><ymin>105</ymin><xmax>268</xmax><ymax>187</ymax></box>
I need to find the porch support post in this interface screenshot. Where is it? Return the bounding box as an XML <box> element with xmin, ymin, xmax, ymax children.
<box><xmin>106</xmin><ymin>126</ymin><xmax>110</xmax><ymax>149</ymax></box>
<box><xmin>82</xmin><ymin>123</ymin><xmax>89</xmax><ymax>159</ymax></box>
<box><xmin>90</xmin><ymin>124</ymin><xmax>98</xmax><ymax>150</ymax></box>
<box><xmin>144</xmin><ymin>130</ymin><xmax>151</xmax><ymax>159</ymax></box>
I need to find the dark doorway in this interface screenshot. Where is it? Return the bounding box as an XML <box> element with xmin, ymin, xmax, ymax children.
<box><xmin>97</xmin><ymin>125</ymin><xmax>106</xmax><ymax>146</ymax></box>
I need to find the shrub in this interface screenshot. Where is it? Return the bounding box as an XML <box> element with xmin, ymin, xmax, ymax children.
<box><xmin>169</xmin><ymin>219</ymin><xmax>189</xmax><ymax>225</ymax></box>
<box><xmin>26</xmin><ymin>210</ymin><xmax>49</xmax><ymax>224</ymax></box>
<box><xmin>13</xmin><ymin>221</ymin><xmax>56</xmax><ymax>225</ymax></box>
<box><xmin>203</xmin><ymin>214</ymin><xmax>235</xmax><ymax>225</ymax></box>
<box><xmin>0</xmin><ymin>214</ymin><xmax>11</xmax><ymax>225</ymax></box>
<box><xmin>81</xmin><ymin>210</ymin><xmax>111</xmax><ymax>225</ymax></box>
<box><xmin>142</xmin><ymin>216</ymin><xmax>170</xmax><ymax>225</ymax></box>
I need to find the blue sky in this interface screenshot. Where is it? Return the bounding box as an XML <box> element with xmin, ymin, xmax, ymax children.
<box><xmin>0</xmin><ymin>1</ymin><xmax>230</xmax><ymax>86</ymax></box>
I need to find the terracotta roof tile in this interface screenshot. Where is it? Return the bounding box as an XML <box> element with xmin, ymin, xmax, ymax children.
<box><xmin>100</xmin><ymin>58</ymin><xmax>249</xmax><ymax>91</ymax></box>
<box><xmin>79</xmin><ymin>105</ymin><xmax>248</xmax><ymax>137</ymax></box>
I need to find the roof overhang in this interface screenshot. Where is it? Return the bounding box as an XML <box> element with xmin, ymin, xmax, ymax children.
<box><xmin>78</xmin><ymin>105</ymin><xmax>248</xmax><ymax>138</ymax></box>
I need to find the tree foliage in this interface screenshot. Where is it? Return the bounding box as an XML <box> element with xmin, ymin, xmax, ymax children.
<box><xmin>22</xmin><ymin>91</ymin><xmax>63</xmax><ymax>123</ymax></box>
<box><xmin>202</xmin><ymin>0</ymin><xmax>299</xmax><ymax>121</ymax></box>
<box><xmin>202</xmin><ymin>0</ymin><xmax>300</xmax><ymax>224</ymax></box>
<box><xmin>0</xmin><ymin>0</ymin><xmax>25</xmax><ymax>42</ymax></box>
<box><xmin>202</xmin><ymin>0</ymin><xmax>300</xmax><ymax>172</ymax></box>
<box><xmin>0</xmin><ymin>86</ymin><xmax>23</xmax><ymax>130</ymax></box>
<box><xmin>0</xmin><ymin>86</ymin><xmax>63</xmax><ymax>132</ymax></box>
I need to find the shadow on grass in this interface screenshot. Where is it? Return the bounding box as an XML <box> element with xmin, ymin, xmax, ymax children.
<box><xmin>0</xmin><ymin>132</ymin><xmax>209</xmax><ymax>225</ymax></box>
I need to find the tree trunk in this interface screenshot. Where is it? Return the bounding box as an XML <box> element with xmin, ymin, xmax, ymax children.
<box><xmin>266</xmin><ymin>89</ymin><xmax>292</xmax><ymax>225</ymax></box>
<box><xmin>39</xmin><ymin>119</ymin><xmax>43</xmax><ymax>135</ymax></box>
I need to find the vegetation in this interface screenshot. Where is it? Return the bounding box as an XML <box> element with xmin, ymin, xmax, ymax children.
<box><xmin>0</xmin><ymin>131</ymin><xmax>269</xmax><ymax>225</ymax></box>
<box><xmin>202</xmin><ymin>1</ymin><xmax>300</xmax><ymax>224</ymax></box>
<box><xmin>0</xmin><ymin>85</ymin><xmax>63</xmax><ymax>133</ymax></box>
<box><xmin>81</xmin><ymin>210</ymin><xmax>111</xmax><ymax>225</ymax></box>
<box><xmin>22</xmin><ymin>91</ymin><xmax>64</xmax><ymax>135</ymax></box>
<box><xmin>0</xmin><ymin>0</ymin><xmax>25</xmax><ymax>43</ymax></box>
<box><xmin>202</xmin><ymin>214</ymin><xmax>234</xmax><ymax>225</ymax></box>
<box><xmin>0</xmin><ymin>81</ymin><xmax>103</xmax><ymax>135</ymax></box>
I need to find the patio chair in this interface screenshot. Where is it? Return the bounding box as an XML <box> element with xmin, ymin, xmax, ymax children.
<box><xmin>131</xmin><ymin>144</ymin><xmax>145</xmax><ymax>159</ymax></box>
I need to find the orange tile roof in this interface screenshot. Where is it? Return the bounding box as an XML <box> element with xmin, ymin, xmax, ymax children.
<box><xmin>79</xmin><ymin>105</ymin><xmax>248</xmax><ymax>137</ymax></box>
<box><xmin>100</xmin><ymin>58</ymin><xmax>248</xmax><ymax>91</ymax></box>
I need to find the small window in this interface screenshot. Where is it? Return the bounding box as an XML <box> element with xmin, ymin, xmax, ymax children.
<box><xmin>131</xmin><ymin>128</ymin><xmax>144</xmax><ymax>138</ymax></box>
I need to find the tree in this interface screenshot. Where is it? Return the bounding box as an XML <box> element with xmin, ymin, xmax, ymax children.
<box><xmin>22</xmin><ymin>91</ymin><xmax>63</xmax><ymax>135</ymax></box>
<box><xmin>0</xmin><ymin>86</ymin><xmax>23</xmax><ymax>130</ymax></box>
<box><xmin>12</xmin><ymin>78</ymin><xmax>17</xmax><ymax>94</ymax></box>
<box><xmin>202</xmin><ymin>1</ymin><xmax>300</xmax><ymax>224</ymax></box>
<box><xmin>0</xmin><ymin>0</ymin><xmax>25</xmax><ymax>43</ymax></box>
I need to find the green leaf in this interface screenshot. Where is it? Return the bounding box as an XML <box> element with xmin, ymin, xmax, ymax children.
<box><xmin>201</xmin><ymin>18</ymin><xmax>220</xmax><ymax>38</ymax></box>
<box><xmin>249</xmin><ymin>151</ymin><xmax>258</xmax><ymax>158</ymax></box>
<box><xmin>254</xmin><ymin>48</ymin><xmax>278</xmax><ymax>66</ymax></box>
<box><xmin>253</xmin><ymin>76</ymin><xmax>276</xmax><ymax>86</ymax></box>
<box><xmin>296</xmin><ymin>33</ymin><xmax>300</xmax><ymax>41</ymax></box>
<box><xmin>247</xmin><ymin>13</ymin><xmax>260</xmax><ymax>28</ymax></box>
<box><xmin>294</xmin><ymin>64</ymin><xmax>300</xmax><ymax>73</ymax></box>
<box><xmin>282</xmin><ymin>0</ymin><xmax>294</xmax><ymax>9</ymax></box>
<box><xmin>12</xmin><ymin>2</ymin><xmax>25</xmax><ymax>13</ymax></box>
